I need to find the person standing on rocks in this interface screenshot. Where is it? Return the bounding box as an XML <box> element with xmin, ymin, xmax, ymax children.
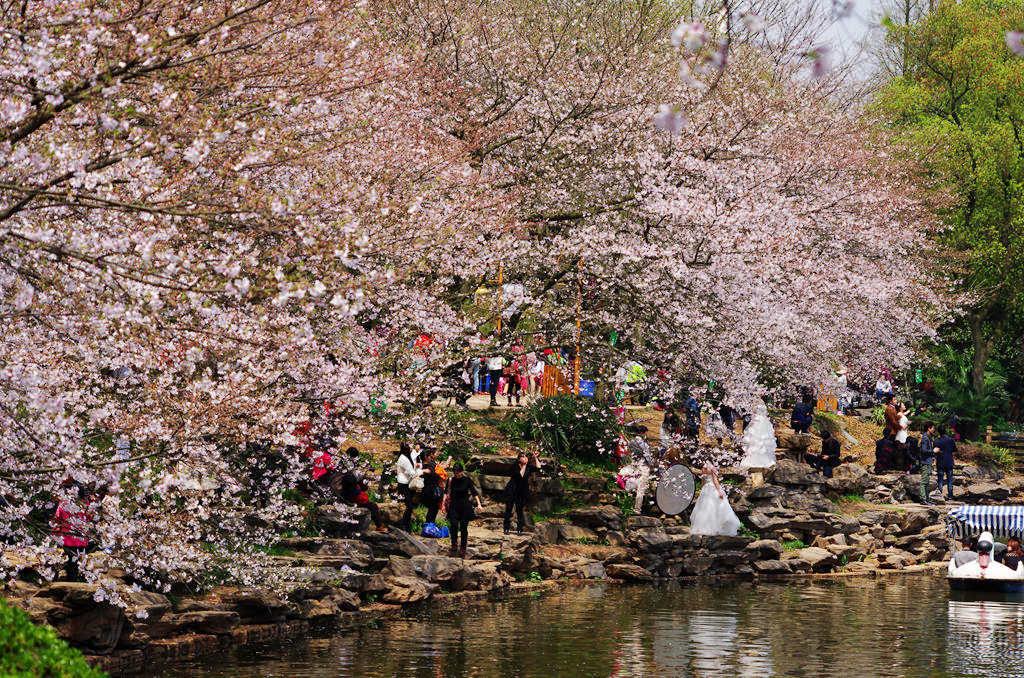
<box><xmin>444</xmin><ymin>462</ymin><xmax>482</xmax><ymax>558</ymax></box>
<box><xmin>487</xmin><ymin>339</ymin><xmax>504</xmax><ymax>407</ymax></box>
<box><xmin>935</xmin><ymin>426</ymin><xmax>958</xmax><ymax>501</ymax></box>
<box><xmin>504</xmin><ymin>450</ymin><xmax>540</xmax><ymax>534</ymax></box>
<box><xmin>918</xmin><ymin>422</ymin><xmax>936</xmax><ymax>504</ymax></box>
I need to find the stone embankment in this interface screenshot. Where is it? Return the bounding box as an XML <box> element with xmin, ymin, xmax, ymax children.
<box><xmin>4</xmin><ymin>435</ymin><xmax>1021</xmax><ymax>675</ymax></box>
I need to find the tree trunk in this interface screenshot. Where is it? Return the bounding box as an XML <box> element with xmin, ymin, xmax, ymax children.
<box><xmin>969</xmin><ymin>310</ymin><xmax>992</xmax><ymax>396</ymax></box>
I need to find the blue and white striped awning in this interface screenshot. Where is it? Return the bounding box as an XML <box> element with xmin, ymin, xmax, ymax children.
<box><xmin>947</xmin><ymin>505</ymin><xmax>1024</xmax><ymax>540</ymax></box>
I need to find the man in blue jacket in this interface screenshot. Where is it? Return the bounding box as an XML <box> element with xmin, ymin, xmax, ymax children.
<box><xmin>934</xmin><ymin>426</ymin><xmax>957</xmax><ymax>501</ymax></box>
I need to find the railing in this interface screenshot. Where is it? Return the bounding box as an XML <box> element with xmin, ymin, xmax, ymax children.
<box><xmin>985</xmin><ymin>427</ymin><xmax>1024</xmax><ymax>472</ymax></box>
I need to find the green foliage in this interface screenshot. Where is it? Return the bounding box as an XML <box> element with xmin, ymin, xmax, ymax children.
<box><xmin>876</xmin><ymin>0</ymin><xmax>1024</xmax><ymax>406</ymax></box>
<box><xmin>616</xmin><ymin>491</ymin><xmax>635</xmax><ymax>519</ymax></box>
<box><xmin>526</xmin><ymin>571</ymin><xmax>543</xmax><ymax>583</ymax></box>
<box><xmin>837</xmin><ymin>493</ymin><xmax>865</xmax><ymax>504</ymax></box>
<box><xmin>871</xmin><ymin>407</ymin><xmax>885</xmax><ymax>426</ymax></box>
<box><xmin>781</xmin><ymin>539</ymin><xmax>807</xmax><ymax>551</ymax></box>
<box><xmin>927</xmin><ymin>344</ymin><xmax>1011</xmax><ymax>428</ymax></box>
<box><xmin>500</xmin><ymin>395</ymin><xmax>621</xmax><ymax>465</ymax></box>
<box><xmin>972</xmin><ymin>443</ymin><xmax>1017</xmax><ymax>474</ymax></box>
<box><xmin>0</xmin><ymin>597</ymin><xmax>107</xmax><ymax>678</ymax></box>
<box><xmin>738</xmin><ymin>525</ymin><xmax>760</xmax><ymax>540</ymax></box>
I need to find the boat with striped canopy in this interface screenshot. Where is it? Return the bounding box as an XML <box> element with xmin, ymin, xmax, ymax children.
<box><xmin>946</xmin><ymin>505</ymin><xmax>1024</xmax><ymax>593</ymax></box>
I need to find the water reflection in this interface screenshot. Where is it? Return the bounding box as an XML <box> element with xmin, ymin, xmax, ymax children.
<box><xmin>165</xmin><ymin>578</ymin><xmax>1024</xmax><ymax>678</ymax></box>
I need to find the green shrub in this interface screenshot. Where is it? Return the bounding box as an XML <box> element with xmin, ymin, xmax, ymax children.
<box><xmin>781</xmin><ymin>539</ymin><xmax>807</xmax><ymax>551</ymax></box>
<box><xmin>501</xmin><ymin>395</ymin><xmax>620</xmax><ymax>465</ymax></box>
<box><xmin>0</xmin><ymin>597</ymin><xmax>106</xmax><ymax>678</ymax></box>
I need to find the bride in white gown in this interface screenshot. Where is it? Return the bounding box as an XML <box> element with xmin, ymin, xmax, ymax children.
<box><xmin>690</xmin><ymin>464</ymin><xmax>742</xmax><ymax>536</ymax></box>
<box><xmin>740</xmin><ymin>402</ymin><xmax>777</xmax><ymax>469</ymax></box>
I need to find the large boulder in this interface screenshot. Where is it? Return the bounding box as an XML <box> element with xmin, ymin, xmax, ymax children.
<box><xmin>775</xmin><ymin>432</ymin><xmax>814</xmax><ymax>450</ymax></box>
<box><xmin>217</xmin><ymin>588</ymin><xmax>292</xmax><ymax>622</ymax></box>
<box><xmin>409</xmin><ymin>555</ymin><xmax>464</xmax><ymax>584</ymax></box>
<box><xmin>827</xmin><ymin>463</ymin><xmax>870</xmax><ymax>494</ymax></box>
<box><xmin>961</xmin><ymin>481</ymin><xmax>1012</xmax><ymax>504</ymax></box>
<box><xmin>316</xmin><ymin>506</ymin><xmax>371</xmax><ymax>536</ymax></box>
<box><xmin>451</xmin><ymin>561</ymin><xmax>511</xmax><ymax>592</ymax></box>
<box><xmin>752</xmin><ymin>559</ymin><xmax>792</xmax><ymax>574</ymax></box>
<box><xmin>379</xmin><ymin>576</ymin><xmax>439</xmax><ymax>604</ymax></box>
<box><xmin>606</xmin><ymin>563</ymin><xmax>655</xmax><ymax>581</ymax></box>
<box><xmin>745</xmin><ymin>540</ymin><xmax>784</xmax><ymax>560</ymax></box>
<box><xmin>568</xmin><ymin>506</ymin><xmax>623</xmax><ymax>531</ymax></box>
<box><xmin>771</xmin><ymin>460</ymin><xmax>826</xmax><ymax>487</ymax></box>
<box><xmin>363</xmin><ymin>528</ymin><xmax>438</xmax><ymax>557</ymax></box>
<box><xmin>54</xmin><ymin>603</ymin><xmax>129</xmax><ymax>652</ymax></box>
<box><xmin>796</xmin><ymin>547</ymin><xmax>838</xmax><ymax>572</ymax></box>
<box><xmin>557</xmin><ymin>524</ymin><xmax>600</xmax><ymax>543</ymax></box>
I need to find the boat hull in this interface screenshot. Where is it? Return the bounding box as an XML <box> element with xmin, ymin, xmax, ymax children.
<box><xmin>948</xmin><ymin>577</ymin><xmax>1024</xmax><ymax>593</ymax></box>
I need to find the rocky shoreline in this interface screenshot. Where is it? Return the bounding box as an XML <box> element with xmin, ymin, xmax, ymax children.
<box><xmin>5</xmin><ymin>431</ymin><xmax>1021</xmax><ymax>676</ymax></box>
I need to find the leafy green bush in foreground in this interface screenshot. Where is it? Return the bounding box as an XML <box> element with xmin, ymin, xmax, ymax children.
<box><xmin>0</xmin><ymin>596</ymin><xmax>106</xmax><ymax>678</ymax></box>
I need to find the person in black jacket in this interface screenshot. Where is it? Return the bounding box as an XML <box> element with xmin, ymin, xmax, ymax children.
<box><xmin>806</xmin><ymin>431</ymin><xmax>841</xmax><ymax>477</ymax></box>
<box><xmin>918</xmin><ymin>422</ymin><xmax>936</xmax><ymax>504</ymax></box>
<box><xmin>503</xmin><ymin>450</ymin><xmax>540</xmax><ymax>534</ymax></box>
<box><xmin>935</xmin><ymin>426</ymin><xmax>958</xmax><ymax>500</ymax></box>
<box><xmin>791</xmin><ymin>398</ymin><xmax>814</xmax><ymax>434</ymax></box>
<box><xmin>874</xmin><ymin>428</ymin><xmax>897</xmax><ymax>473</ymax></box>
<box><xmin>445</xmin><ymin>462</ymin><xmax>482</xmax><ymax>558</ymax></box>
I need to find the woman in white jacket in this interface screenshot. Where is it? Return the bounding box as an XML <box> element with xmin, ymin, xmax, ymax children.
<box><xmin>395</xmin><ymin>442</ymin><xmax>420</xmax><ymax>531</ymax></box>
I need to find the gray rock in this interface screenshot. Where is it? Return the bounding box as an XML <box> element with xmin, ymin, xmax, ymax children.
<box><xmin>451</xmin><ymin>562</ymin><xmax>511</xmax><ymax>592</ymax></box>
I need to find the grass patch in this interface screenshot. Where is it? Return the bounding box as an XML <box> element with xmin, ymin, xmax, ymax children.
<box><xmin>836</xmin><ymin>493</ymin><xmax>864</xmax><ymax>504</ymax></box>
<box><xmin>782</xmin><ymin>539</ymin><xmax>807</xmax><ymax>551</ymax></box>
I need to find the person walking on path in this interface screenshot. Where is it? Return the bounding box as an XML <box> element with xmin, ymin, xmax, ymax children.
<box><xmin>918</xmin><ymin>422</ymin><xmax>936</xmax><ymax>504</ymax></box>
<box><xmin>394</xmin><ymin>442</ymin><xmax>420</xmax><ymax>532</ymax></box>
<box><xmin>487</xmin><ymin>352</ymin><xmax>504</xmax><ymax>407</ymax></box>
<box><xmin>935</xmin><ymin>426</ymin><xmax>958</xmax><ymax>501</ymax></box>
<box><xmin>444</xmin><ymin>462</ymin><xmax>482</xmax><ymax>558</ymax></box>
<box><xmin>503</xmin><ymin>450</ymin><xmax>540</xmax><ymax>534</ymax></box>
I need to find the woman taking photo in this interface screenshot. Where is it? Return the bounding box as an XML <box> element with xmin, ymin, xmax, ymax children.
<box><xmin>504</xmin><ymin>450</ymin><xmax>540</xmax><ymax>534</ymax></box>
<box><xmin>444</xmin><ymin>462</ymin><xmax>482</xmax><ymax>558</ymax></box>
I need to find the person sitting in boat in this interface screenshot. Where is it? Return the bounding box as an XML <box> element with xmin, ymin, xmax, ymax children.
<box><xmin>1004</xmin><ymin>538</ymin><xmax>1024</xmax><ymax>570</ymax></box>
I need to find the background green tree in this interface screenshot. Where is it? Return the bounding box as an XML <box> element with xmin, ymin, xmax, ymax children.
<box><xmin>876</xmin><ymin>0</ymin><xmax>1024</xmax><ymax>413</ymax></box>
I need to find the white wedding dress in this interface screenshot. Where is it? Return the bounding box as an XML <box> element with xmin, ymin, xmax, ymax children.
<box><xmin>740</xmin><ymin>409</ymin><xmax>777</xmax><ymax>469</ymax></box>
<box><xmin>690</xmin><ymin>478</ymin><xmax>742</xmax><ymax>536</ymax></box>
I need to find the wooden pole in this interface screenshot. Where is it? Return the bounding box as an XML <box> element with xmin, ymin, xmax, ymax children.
<box><xmin>574</xmin><ymin>258</ymin><xmax>581</xmax><ymax>395</ymax></box>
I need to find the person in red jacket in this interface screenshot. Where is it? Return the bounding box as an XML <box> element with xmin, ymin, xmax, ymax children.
<box><xmin>52</xmin><ymin>485</ymin><xmax>93</xmax><ymax>581</ymax></box>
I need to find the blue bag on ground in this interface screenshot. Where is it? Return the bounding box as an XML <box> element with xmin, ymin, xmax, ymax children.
<box><xmin>421</xmin><ymin>522</ymin><xmax>449</xmax><ymax>538</ymax></box>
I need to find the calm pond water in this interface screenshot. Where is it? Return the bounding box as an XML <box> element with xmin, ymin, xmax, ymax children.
<box><xmin>165</xmin><ymin>576</ymin><xmax>1024</xmax><ymax>678</ymax></box>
